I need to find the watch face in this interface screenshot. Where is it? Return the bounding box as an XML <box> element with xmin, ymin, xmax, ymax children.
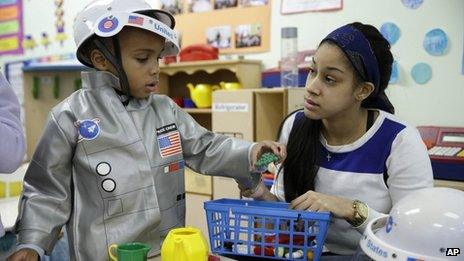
<box><xmin>358</xmin><ymin>202</ymin><xmax>369</xmax><ymax>218</ymax></box>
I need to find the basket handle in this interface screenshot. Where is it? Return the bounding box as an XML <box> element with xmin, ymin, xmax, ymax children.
<box><xmin>231</xmin><ymin>206</ymin><xmax>302</xmax><ymax>219</ymax></box>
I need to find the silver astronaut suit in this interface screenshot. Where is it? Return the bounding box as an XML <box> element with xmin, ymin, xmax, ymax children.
<box><xmin>15</xmin><ymin>71</ymin><xmax>259</xmax><ymax>260</ymax></box>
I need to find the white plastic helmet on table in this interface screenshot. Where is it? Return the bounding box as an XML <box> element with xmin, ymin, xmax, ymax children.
<box><xmin>360</xmin><ymin>187</ymin><xmax>464</xmax><ymax>261</ymax></box>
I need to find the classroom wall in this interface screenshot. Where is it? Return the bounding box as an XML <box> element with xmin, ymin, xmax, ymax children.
<box><xmin>246</xmin><ymin>0</ymin><xmax>464</xmax><ymax>127</ymax></box>
<box><xmin>1</xmin><ymin>0</ymin><xmax>463</xmax><ymax>127</ymax></box>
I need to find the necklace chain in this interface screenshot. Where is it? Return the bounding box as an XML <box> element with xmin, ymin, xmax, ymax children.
<box><xmin>323</xmin><ymin>111</ymin><xmax>369</xmax><ymax>161</ymax></box>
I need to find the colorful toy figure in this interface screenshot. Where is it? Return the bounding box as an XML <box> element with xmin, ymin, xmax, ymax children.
<box><xmin>55</xmin><ymin>0</ymin><xmax>68</xmax><ymax>45</ymax></box>
<box><xmin>23</xmin><ymin>34</ymin><xmax>37</xmax><ymax>50</ymax></box>
<box><xmin>40</xmin><ymin>32</ymin><xmax>51</xmax><ymax>48</ymax></box>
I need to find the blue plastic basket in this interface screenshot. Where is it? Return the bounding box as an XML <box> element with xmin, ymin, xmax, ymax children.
<box><xmin>204</xmin><ymin>199</ymin><xmax>331</xmax><ymax>260</ymax></box>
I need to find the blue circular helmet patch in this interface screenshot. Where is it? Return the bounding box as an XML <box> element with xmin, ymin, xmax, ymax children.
<box><xmin>98</xmin><ymin>17</ymin><xmax>119</xmax><ymax>33</ymax></box>
<box><xmin>78</xmin><ymin>119</ymin><xmax>101</xmax><ymax>140</ymax></box>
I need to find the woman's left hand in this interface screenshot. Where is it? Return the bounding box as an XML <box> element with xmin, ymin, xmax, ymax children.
<box><xmin>289</xmin><ymin>190</ymin><xmax>354</xmax><ymax>219</ymax></box>
<box><xmin>250</xmin><ymin>140</ymin><xmax>286</xmax><ymax>170</ymax></box>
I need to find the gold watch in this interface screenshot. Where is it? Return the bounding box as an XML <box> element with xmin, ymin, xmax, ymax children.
<box><xmin>348</xmin><ymin>200</ymin><xmax>368</xmax><ymax>227</ymax></box>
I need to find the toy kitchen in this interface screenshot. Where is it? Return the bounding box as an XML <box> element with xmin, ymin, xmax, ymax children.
<box><xmin>418</xmin><ymin>126</ymin><xmax>464</xmax><ymax>181</ymax></box>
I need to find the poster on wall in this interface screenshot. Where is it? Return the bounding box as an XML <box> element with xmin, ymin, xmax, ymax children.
<box><xmin>281</xmin><ymin>0</ymin><xmax>342</xmax><ymax>14</ymax></box>
<box><xmin>0</xmin><ymin>0</ymin><xmax>23</xmax><ymax>55</ymax></box>
<box><xmin>401</xmin><ymin>0</ymin><xmax>423</xmax><ymax>9</ymax></box>
<box><xmin>423</xmin><ymin>28</ymin><xmax>448</xmax><ymax>56</ymax></box>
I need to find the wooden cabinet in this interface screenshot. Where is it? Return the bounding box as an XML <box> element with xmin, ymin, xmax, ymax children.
<box><xmin>23</xmin><ymin>65</ymin><xmax>87</xmax><ymax>160</ymax></box>
<box><xmin>212</xmin><ymin>88</ymin><xmax>305</xmax><ymax>142</ymax></box>
<box><xmin>211</xmin><ymin>88</ymin><xmax>305</xmax><ymax>199</ymax></box>
<box><xmin>157</xmin><ymin>59</ymin><xmax>262</xmax><ymax>130</ymax></box>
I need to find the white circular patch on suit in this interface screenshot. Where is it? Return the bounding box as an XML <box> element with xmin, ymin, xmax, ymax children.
<box><xmin>96</xmin><ymin>162</ymin><xmax>111</xmax><ymax>176</ymax></box>
<box><xmin>101</xmin><ymin>179</ymin><xmax>116</xmax><ymax>192</ymax></box>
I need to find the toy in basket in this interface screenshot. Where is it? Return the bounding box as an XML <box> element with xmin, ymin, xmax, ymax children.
<box><xmin>255</xmin><ymin>152</ymin><xmax>280</xmax><ymax>172</ymax></box>
<box><xmin>204</xmin><ymin>199</ymin><xmax>331</xmax><ymax>260</ymax></box>
<box><xmin>256</xmin><ymin>152</ymin><xmax>279</xmax><ymax>188</ymax></box>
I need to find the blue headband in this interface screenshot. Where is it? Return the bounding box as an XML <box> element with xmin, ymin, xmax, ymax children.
<box><xmin>322</xmin><ymin>25</ymin><xmax>380</xmax><ymax>92</ymax></box>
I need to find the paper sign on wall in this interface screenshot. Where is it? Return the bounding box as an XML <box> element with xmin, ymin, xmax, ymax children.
<box><xmin>281</xmin><ymin>0</ymin><xmax>342</xmax><ymax>14</ymax></box>
<box><xmin>212</xmin><ymin>103</ymin><xmax>249</xmax><ymax>112</ymax></box>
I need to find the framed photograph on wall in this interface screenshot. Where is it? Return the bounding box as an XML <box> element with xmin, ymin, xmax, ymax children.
<box><xmin>188</xmin><ymin>0</ymin><xmax>212</xmax><ymax>13</ymax></box>
<box><xmin>240</xmin><ymin>0</ymin><xmax>269</xmax><ymax>7</ymax></box>
<box><xmin>215</xmin><ymin>0</ymin><xmax>239</xmax><ymax>9</ymax></box>
<box><xmin>281</xmin><ymin>0</ymin><xmax>342</xmax><ymax>14</ymax></box>
<box><xmin>161</xmin><ymin>0</ymin><xmax>183</xmax><ymax>15</ymax></box>
<box><xmin>235</xmin><ymin>24</ymin><xmax>262</xmax><ymax>48</ymax></box>
<box><xmin>206</xmin><ymin>26</ymin><xmax>232</xmax><ymax>49</ymax></box>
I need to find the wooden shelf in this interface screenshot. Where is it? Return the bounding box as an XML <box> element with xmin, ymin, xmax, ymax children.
<box><xmin>158</xmin><ymin>59</ymin><xmax>262</xmax><ymax>131</ymax></box>
<box><xmin>434</xmin><ymin>179</ymin><xmax>464</xmax><ymax>191</ymax></box>
<box><xmin>160</xmin><ymin>59</ymin><xmax>261</xmax><ymax>76</ymax></box>
<box><xmin>183</xmin><ymin>108</ymin><xmax>212</xmax><ymax>114</ymax></box>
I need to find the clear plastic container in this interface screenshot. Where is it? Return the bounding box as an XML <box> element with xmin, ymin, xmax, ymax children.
<box><xmin>281</xmin><ymin>27</ymin><xmax>298</xmax><ymax>88</ymax></box>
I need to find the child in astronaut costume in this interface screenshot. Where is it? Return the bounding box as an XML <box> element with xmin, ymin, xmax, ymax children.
<box><xmin>8</xmin><ymin>1</ymin><xmax>284</xmax><ymax>260</ymax></box>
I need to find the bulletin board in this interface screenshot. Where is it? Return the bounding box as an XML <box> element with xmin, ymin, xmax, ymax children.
<box><xmin>0</xmin><ymin>0</ymin><xmax>23</xmax><ymax>55</ymax></box>
<box><xmin>159</xmin><ymin>0</ymin><xmax>271</xmax><ymax>54</ymax></box>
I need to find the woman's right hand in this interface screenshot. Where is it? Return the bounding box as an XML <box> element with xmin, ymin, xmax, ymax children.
<box><xmin>7</xmin><ymin>249</ymin><xmax>39</xmax><ymax>261</ymax></box>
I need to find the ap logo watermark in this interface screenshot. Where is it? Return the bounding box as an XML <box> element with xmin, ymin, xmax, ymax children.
<box><xmin>442</xmin><ymin>248</ymin><xmax>460</xmax><ymax>257</ymax></box>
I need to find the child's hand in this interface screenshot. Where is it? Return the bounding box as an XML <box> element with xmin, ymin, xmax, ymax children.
<box><xmin>250</xmin><ymin>140</ymin><xmax>286</xmax><ymax>171</ymax></box>
<box><xmin>6</xmin><ymin>249</ymin><xmax>39</xmax><ymax>261</ymax></box>
<box><xmin>239</xmin><ymin>180</ymin><xmax>278</xmax><ymax>201</ymax></box>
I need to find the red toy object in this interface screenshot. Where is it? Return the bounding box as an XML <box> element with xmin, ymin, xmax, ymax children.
<box><xmin>253</xmin><ymin>246</ymin><xmax>275</xmax><ymax>257</ymax></box>
<box><xmin>179</xmin><ymin>44</ymin><xmax>219</xmax><ymax>62</ymax></box>
<box><xmin>262</xmin><ymin>172</ymin><xmax>274</xmax><ymax>180</ymax></box>
<box><xmin>163</xmin><ymin>55</ymin><xmax>177</xmax><ymax>64</ymax></box>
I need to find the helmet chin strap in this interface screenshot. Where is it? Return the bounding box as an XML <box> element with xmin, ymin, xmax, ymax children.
<box><xmin>93</xmin><ymin>36</ymin><xmax>131</xmax><ymax>103</ymax></box>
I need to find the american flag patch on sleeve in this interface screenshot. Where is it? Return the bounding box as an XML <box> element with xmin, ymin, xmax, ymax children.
<box><xmin>158</xmin><ymin>130</ymin><xmax>182</xmax><ymax>158</ymax></box>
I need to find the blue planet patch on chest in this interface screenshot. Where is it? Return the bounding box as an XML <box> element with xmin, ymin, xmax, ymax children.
<box><xmin>75</xmin><ymin>118</ymin><xmax>101</xmax><ymax>141</ymax></box>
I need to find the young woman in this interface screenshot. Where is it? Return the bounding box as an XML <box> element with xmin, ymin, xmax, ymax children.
<box><xmin>254</xmin><ymin>22</ymin><xmax>433</xmax><ymax>255</ymax></box>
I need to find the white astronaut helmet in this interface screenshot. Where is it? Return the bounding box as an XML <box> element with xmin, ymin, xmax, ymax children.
<box><xmin>359</xmin><ymin>187</ymin><xmax>464</xmax><ymax>261</ymax></box>
<box><xmin>74</xmin><ymin>0</ymin><xmax>179</xmax><ymax>67</ymax></box>
<box><xmin>73</xmin><ymin>0</ymin><xmax>180</xmax><ymax>98</ymax></box>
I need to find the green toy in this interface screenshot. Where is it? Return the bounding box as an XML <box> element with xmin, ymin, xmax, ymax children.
<box><xmin>255</xmin><ymin>152</ymin><xmax>279</xmax><ymax>171</ymax></box>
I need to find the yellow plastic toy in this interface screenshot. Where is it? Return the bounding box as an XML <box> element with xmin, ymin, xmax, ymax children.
<box><xmin>161</xmin><ymin>227</ymin><xmax>209</xmax><ymax>261</ymax></box>
<box><xmin>219</xmin><ymin>81</ymin><xmax>242</xmax><ymax>90</ymax></box>
<box><xmin>186</xmin><ymin>83</ymin><xmax>219</xmax><ymax>108</ymax></box>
